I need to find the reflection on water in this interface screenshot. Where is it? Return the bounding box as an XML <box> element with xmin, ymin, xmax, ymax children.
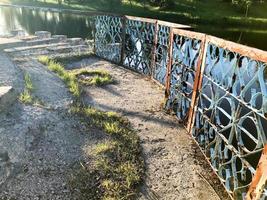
<box><xmin>195</xmin><ymin>25</ymin><xmax>267</xmax><ymax>51</ymax></box>
<box><xmin>0</xmin><ymin>6</ymin><xmax>267</xmax><ymax>51</ymax></box>
<box><xmin>0</xmin><ymin>7</ymin><xmax>94</xmax><ymax>39</ymax></box>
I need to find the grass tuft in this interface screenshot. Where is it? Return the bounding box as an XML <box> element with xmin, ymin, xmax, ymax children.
<box><xmin>25</xmin><ymin>73</ymin><xmax>33</xmax><ymax>91</ymax></box>
<box><xmin>19</xmin><ymin>72</ymin><xmax>34</xmax><ymax>104</ymax></box>
<box><xmin>38</xmin><ymin>55</ymin><xmax>50</xmax><ymax>65</ymax></box>
<box><xmin>71</xmin><ymin>69</ymin><xmax>114</xmax><ymax>86</ymax></box>
<box><xmin>93</xmin><ymin>141</ymin><xmax>118</xmax><ymax>155</ymax></box>
<box><xmin>19</xmin><ymin>72</ymin><xmax>44</xmax><ymax>106</ymax></box>
<box><xmin>19</xmin><ymin>89</ymin><xmax>33</xmax><ymax>104</ymax></box>
<box><xmin>103</xmin><ymin>122</ymin><xmax>121</xmax><ymax>135</ymax></box>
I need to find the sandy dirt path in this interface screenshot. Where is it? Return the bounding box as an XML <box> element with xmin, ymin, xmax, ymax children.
<box><xmin>68</xmin><ymin>57</ymin><xmax>230</xmax><ymax>200</ymax></box>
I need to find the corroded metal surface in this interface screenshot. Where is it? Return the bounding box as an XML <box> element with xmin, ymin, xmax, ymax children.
<box><xmin>247</xmin><ymin>144</ymin><xmax>267</xmax><ymax>200</ymax></box>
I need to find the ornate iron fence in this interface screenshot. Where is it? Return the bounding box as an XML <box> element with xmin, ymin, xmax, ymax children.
<box><xmin>123</xmin><ymin>16</ymin><xmax>155</xmax><ymax>74</ymax></box>
<box><xmin>94</xmin><ymin>14</ymin><xmax>267</xmax><ymax>200</ymax></box>
<box><xmin>95</xmin><ymin>15</ymin><xmax>122</xmax><ymax>63</ymax></box>
<box><xmin>165</xmin><ymin>29</ymin><xmax>206</xmax><ymax>124</ymax></box>
<box><xmin>191</xmin><ymin>36</ymin><xmax>267</xmax><ymax>199</ymax></box>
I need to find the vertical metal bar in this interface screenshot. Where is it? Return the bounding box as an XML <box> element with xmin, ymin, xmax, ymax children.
<box><xmin>246</xmin><ymin>144</ymin><xmax>267</xmax><ymax>200</ymax></box>
<box><xmin>151</xmin><ymin>20</ymin><xmax>159</xmax><ymax>77</ymax></box>
<box><xmin>120</xmin><ymin>16</ymin><xmax>126</xmax><ymax>66</ymax></box>
<box><xmin>186</xmin><ymin>35</ymin><xmax>207</xmax><ymax>132</ymax></box>
<box><xmin>164</xmin><ymin>27</ymin><xmax>174</xmax><ymax>99</ymax></box>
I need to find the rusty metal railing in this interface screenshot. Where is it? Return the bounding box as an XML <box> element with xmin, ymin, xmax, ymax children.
<box><xmin>94</xmin><ymin>14</ymin><xmax>267</xmax><ymax>200</ymax></box>
<box><xmin>191</xmin><ymin>36</ymin><xmax>267</xmax><ymax>199</ymax></box>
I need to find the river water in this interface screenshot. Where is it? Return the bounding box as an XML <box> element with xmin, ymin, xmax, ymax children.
<box><xmin>0</xmin><ymin>6</ymin><xmax>267</xmax><ymax>51</ymax></box>
<box><xmin>0</xmin><ymin>6</ymin><xmax>94</xmax><ymax>39</ymax></box>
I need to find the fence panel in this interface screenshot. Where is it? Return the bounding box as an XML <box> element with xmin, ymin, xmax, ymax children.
<box><xmin>123</xmin><ymin>17</ymin><xmax>156</xmax><ymax>75</ymax></box>
<box><xmin>95</xmin><ymin>15</ymin><xmax>122</xmax><ymax>63</ymax></box>
<box><xmin>192</xmin><ymin>36</ymin><xmax>267</xmax><ymax>198</ymax></box>
<box><xmin>165</xmin><ymin>29</ymin><xmax>206</xmax><ymax>124</ymax></box>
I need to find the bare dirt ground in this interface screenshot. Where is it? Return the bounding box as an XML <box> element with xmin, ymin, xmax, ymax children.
<box><xmin>0</xmin><ymin>34</ymin><xmax>230</xmax><ymax>199</ymax></box>
<box><xmin>0</xmin><ymin>52</ymin><xmax>106</xmax><ymax>200</ymax></box>
<box><xmin>68</xmin><ymin>57</ymin><xmax>231</xmax><ymax>200</ymax></box>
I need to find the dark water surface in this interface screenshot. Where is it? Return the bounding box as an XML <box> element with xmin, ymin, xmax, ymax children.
<box><xmin>0</xmin><ymin>6</ymin><xmax>94</xmax><ymax>39</ymax></box>
<box><xmin>0</xmin><ymin>6</ymin><xmax>267</xmax><ymax>51</ymax></box>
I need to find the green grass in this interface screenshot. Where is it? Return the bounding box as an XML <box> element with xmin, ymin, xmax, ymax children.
<box><xmin>19</xmin><ymin>72</ymin><xmax>44</xmax><ymax>106</ymax></box>
<box><xmin>2</xmin><ymin>0</ymin><xmax>267</xmax><ymax>28</ymax></box>
<box><xmin>71</xmin><ymin>69</ymin><xmax>114</xmax><ymax>86</ymax></box>
<box><xmin>69</xmin><ymin>106</ymin><xmax>144</xmax><ymax>200</ymax></box>
<box><xmin>93</xmin><ymin>141</ymin><xmax>118</xmax><ymax>155</ymax></box>
<box><xmin>38</xmin><ymin>56</ymin><xmax>80</xmax><ymax>97</ymax></box>
<box><xmin>19</xmin><ymin>72</ymin><xmax>34</xmax><ymax>104</ymax></box>
<box><xmin>39</xmin><ymin>55</ymin><xmax>114</xmax><ymax>89</ymax></box>
<box><xmin>19</xmin><ymin>89</ymin><xmax>33</xmax><ymax>104</ymax></box>
<box><xmin>24</xmin><ymin>72</ymin><xmax>33</xmax><ymax>91</ymax></box>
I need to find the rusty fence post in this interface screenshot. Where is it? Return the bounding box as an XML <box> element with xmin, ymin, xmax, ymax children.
<box><xmin>186</xmin><ymin>35</ymin><xmax>207</xmax><ymax>133</ymax></box>
<box><xmin>165</xmin><ymin>27</ymin><xmax>174</xmax><ymax>99</ymax></box>
<box><xmin>246</xmin><ymin>144</ymin><xmax>267</xmax><ymax>200</ymax></box>
<box><xmin>151</xmin><ymin>20</ymin><xmax>159</xmax><ymax>78</ymax></box>
<box><xmin>120</xmin><ymin>15</ymin><xmax>126</xmax><ymax>66</ymax></box>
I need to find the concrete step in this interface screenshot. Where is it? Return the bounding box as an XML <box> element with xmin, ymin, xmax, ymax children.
<box><xmin>26</xmin><ymin>37</ymin><xmax>66</xmax><ymax>46</ymax></box>
<box><xmin>0</xmin><ymin>38</ymin><xmax>25</xmax><ymax>51</ymax></box>
<box><xmin>6</xmin><ymin>45</ymin><xmax>91</xmax><ymax>58</ymax></box>
<box><xmin>35</xmin><ymin>31</ymin><xmax>51</xmax><ymax>39</ymax></box>
<box><xmin>20</xmin><ymin>36</ymin><xmax>39</xmax><ymax>42</ymax></box>
<box><xmin>0</xmin><ymin>86</ymin><xmax>17</xmax><ymax>113</ymax></box>
<box><xmin>67</xmin><ymin>38</ymin><xmax>84</xmax><ymax>45</ymax></box>
<box><xmin>4</xmin><ymin>42</ymin><xmax>69</xmax><ymax>54</ymax></box>
<box><xmin>47</xmin><ymin>44</ymin><xmax>89</xmax><ymax>54</ymax></box>
<box><xmin>10</xmin><ymin>30</ymin><xmax>26</xmax><ymax>38</ymax></box>
<box><xmin>23</xmin><ymin>34</ymin><xmax>67</xmax><ymax>47</ymax></box>
<box><xmin>52</xmin><ymin>35</ymin><xmax>67</xmax><ymax>41</ymax></box>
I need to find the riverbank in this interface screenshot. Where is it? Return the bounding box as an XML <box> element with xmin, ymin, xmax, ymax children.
<box><xmin>1</xmin><ymin>0</ymin><xmax>267</xmax><ymax>28</ymax></box>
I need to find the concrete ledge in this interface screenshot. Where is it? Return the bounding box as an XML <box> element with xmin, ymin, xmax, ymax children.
<box><xmin>35</xmin><ymin>31</ymin><xmax>51</xmax><ymax>39</ymax></box>
<box><xmin>0</xmin><ymin>38</ymin><xmax>25</xmax><ymax>51</ymax></box>
<box><xmin>0</xmin><ymin>86</ymin><xmax>17</xmax><ymax>113</ymax></box>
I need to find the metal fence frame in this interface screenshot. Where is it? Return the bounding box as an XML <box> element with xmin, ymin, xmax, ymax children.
<box><xmin>93</xmin><ymin>14</ymin><xmax>267</xmax><ymax>200</ymax></box>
